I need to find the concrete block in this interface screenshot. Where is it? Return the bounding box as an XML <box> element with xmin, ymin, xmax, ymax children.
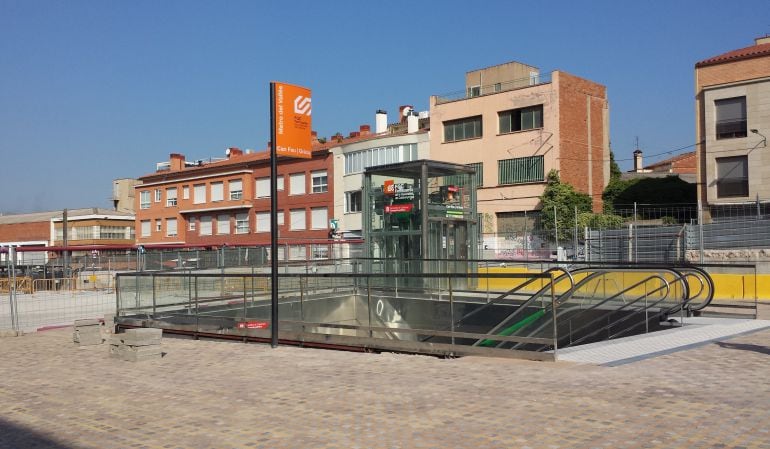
<box><xmin>74</xmin><ymin>331</ymin><xmax>103</xmax><ymax>346</ymax></box>
<box><xmin>109</xmin><ymin>343</ymin><xmax>163</xmax><ymax>362</ymax></box>
<box><xmin>74</xmin><ymin>319</ymin><xmax>100</xmax><ymax>327</ymax></box>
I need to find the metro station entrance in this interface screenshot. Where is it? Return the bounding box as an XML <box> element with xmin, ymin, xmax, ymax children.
<box><xmin>363</xmin><ymin>160</ymin><xmax>478</xmax><ymax>287</ymax></box>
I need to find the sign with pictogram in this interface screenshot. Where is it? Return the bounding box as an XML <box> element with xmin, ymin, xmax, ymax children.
<box><xmin>236</xmin><ymin>321</ymin><xmax>270</xmax><ymax>329</ymax></box>
<box><xmin>385</xmin><ymin>204</ymin><xmax>413</xmax><ymax>213</ymax></box>
<box><xmin>272</xmin><ymin>82</ymin><xmax>312</xmax><ymax>159</ymax></box>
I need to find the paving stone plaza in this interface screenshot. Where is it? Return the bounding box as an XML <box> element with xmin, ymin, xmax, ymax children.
<box><xmin>1</xmin><ymin>324</ymin><xmax>770</xmax><ymax>449</ymax></box>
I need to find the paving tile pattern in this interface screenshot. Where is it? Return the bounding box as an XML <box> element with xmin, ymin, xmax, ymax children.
<box><xmin>1</xmin><ymin>328</ymin><xmax>770</xmax><ymax>449</ymax></box>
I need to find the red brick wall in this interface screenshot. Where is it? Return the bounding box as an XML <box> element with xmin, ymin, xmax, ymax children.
<box><xmin>557</xmin><ymin>72</ymin><xmax>608</xmax><ymax>212</ymax></box>
<box><xmin>0</xmin><ymin>221</ymin><xmax>49</xmax><ymax>243</ymax></box>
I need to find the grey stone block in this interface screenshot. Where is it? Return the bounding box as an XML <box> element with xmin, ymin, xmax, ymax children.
<box><xmin>74</xmin><ymin>331</ymin><xmax>103</xmax><ymax>346</ymax></box>
<box><xmin>74</xmin><ymin>319</ymin><xmax>100</xmax><ymax>327</ymax></box>
<box><xmin>109</xmin><ymin>343</ymin><xmax>163</xmax><ymax>362</ymax></box>
<box><xmin>110</xmin><ymin>334</ymin><xmax>162</xmax><ymax>347</ymax></box>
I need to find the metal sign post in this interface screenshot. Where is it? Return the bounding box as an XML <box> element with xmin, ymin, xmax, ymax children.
<box><xmin>269</xmin><ymin>81</ymin><xmax>312</xmax><ymax>348</ymax></box>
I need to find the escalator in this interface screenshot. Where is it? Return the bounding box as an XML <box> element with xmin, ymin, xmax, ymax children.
<box><xmin>438</xmin><ymin>265</ymin><xmax>715</xmax><ymax>353</ymax></box>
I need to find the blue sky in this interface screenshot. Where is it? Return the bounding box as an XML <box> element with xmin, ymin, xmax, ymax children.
<box><xmin>1</xmin><ymin>0</ymin><xmax>768</xmax><ymax>213</ymax></box>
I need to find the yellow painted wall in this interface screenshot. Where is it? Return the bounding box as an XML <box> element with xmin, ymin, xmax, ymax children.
<box><xmin>476</xmin><ymin>267</ymin><xmax>770</xmax><ymax>303</ymax></box>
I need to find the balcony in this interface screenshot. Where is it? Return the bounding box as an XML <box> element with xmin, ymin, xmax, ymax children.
<box><xmin>434</xmin><ymin>72</ymin><xmax>552</xmax><ymax>105</ymax></box>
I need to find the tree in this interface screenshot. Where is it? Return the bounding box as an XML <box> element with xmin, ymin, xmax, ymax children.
<box><xmin>540</xmin><ymin>170</ymin><xmax>592</xmax><ymax>241</ymax></box>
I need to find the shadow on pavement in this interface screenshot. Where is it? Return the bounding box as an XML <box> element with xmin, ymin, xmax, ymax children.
<box><xmin>715</xmin><ymin>341</ymin><xmax>770</xmax><ymax>355</ymax></box>
<box><xmin>0</xmin><ymin>417</ymin><xmax>80</xmax><ymax>449</ymax></box>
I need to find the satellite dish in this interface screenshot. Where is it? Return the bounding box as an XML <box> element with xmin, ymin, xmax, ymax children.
<box><xmin>225</xmin><ymin>148</ymin><xmax>231</xmax><ymax>156</ymax></box>
<box><xmin>402</xmin><ymin>106</ymin><xmax>413</xmax><ymax>117</ymax></box>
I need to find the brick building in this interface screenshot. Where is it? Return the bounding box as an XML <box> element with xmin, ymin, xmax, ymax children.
<box><xmin>0</xmin><ymin>208</ymin><xmax>135</xmax><ymax>266</ymax></box>
<box><xmin>695</xmin><ymin>36</ymin><xmax>770</xmax><ymax>219</ymax></box>
<box><xmin>134</xmin><ymin>146</ymin><xmax>334</xmax><ymax>249</ymax></box>
<box><xmin>429</xmin><ymin>62</ymin><xmax>610</xmax><ymax>234</ymax></box>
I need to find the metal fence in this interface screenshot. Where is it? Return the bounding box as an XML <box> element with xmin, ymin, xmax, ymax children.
<box><xmin>482</xmin><ymin>202</ymin><xmax>770</xmax><ymax>265</ymax></box>
<box><xmin>1</xmin><ymin>241</ymin><xmax>365</xmax><ymax>334</ymax></box>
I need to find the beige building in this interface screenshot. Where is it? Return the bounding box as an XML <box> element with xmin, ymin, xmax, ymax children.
<box><xmin>329</xmin><ymin>109</ymin><xmax>430</xmax><ymax>239</ymax></box>
<box><xmin>695</xmin><ymin>36</ymin><xmax>770</xmax><ymax>218</ymax></box>
<box><xmin>112</xmin><ymin>178</ymin><xmax>139</xmax><ymax>213</ymax></box>
<box><xmin>429</xmin><ymin>62</ymin><xmax>610</xmax><ymax>234</ymax></box>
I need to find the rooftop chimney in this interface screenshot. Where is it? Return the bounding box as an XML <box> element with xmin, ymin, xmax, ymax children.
<box><xmin>375</xmin><ymin>110</ymin><xmax>388</xmax><ymax>134</ymax></box>
<box><xmin>170</xmin><ymin>153</ymin><xmax>185</xmax><ymax>171</ymax></box>
<box><xmin>407</xmin><ymin>112</ymin><xmax>419</xmax><ymax>134</ymax></box>
<box><xmin>633</xmin><ymin>149</ymin><xmax>643</xmax><ymax>172</ymax></box>
<box><xmin>399</xmin><ymin>105</ymin><xmax>414</xmax><ymax>124</ymax></box>
<box><xmin>359</xmin><ymin>125</ymin><xmax>371</xmax><ymax>136</ymax></box>
<box><xmin>225</xmin><ymin>147</ymin><xmax>243</xmax><ymax>159</ymax></box>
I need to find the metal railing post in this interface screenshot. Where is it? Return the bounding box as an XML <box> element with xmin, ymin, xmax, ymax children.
<box><xmin>151</xmin><ymin>273</ymin><xmax>156</xmax><ymax>317</ymax></box>
<box><xmin>550</xmin><ymin>274</ymin><xmax>558</xmax><ymax>356</ymax></box>
<box><xmin>367</xmin><ymin>276</ymin><xmax>372</xmax><ymax>338</ymax></box>
<box><xmin>194</xmin><ymin>276</ymin><xmax>199</xmax><ymax>337</ymax></box>
<box><xmin>449</xmin><ymin>276</ymin><xmax>455</xmax><ymax>347</ymax></box>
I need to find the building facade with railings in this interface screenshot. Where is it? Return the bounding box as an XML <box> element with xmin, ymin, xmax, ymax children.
<box><xmin>328</xmin><ymin>108</ymin><xmax>431</xmax><ymax>239</ymax></box>
<box><xmin>429</xmin><ymin>61</ymin><xmax>610</xmax><ymax>236</ymax></box>
<box><xmin>134</xmin><ymin>147</ymin><xmax>335</xmax><ymax>255</ymax></box>
<box><xmin>695</xmin><ymin>36</ymin><xmax>770</xmax><ymax>220</ymax></box>
<box><xmin>0</xmin><ymin>208</ymin><xmax>135</xmax><ymax>266</ymax></box>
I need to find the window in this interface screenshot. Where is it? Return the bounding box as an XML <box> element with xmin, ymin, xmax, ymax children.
<box><xmin>235</xmin><ymin>213</ymin><xmax>249</xmax><ymax>234</ymax></box>
<box><xmin>199</xmin><ymin>216</ymin><xmax>212</xmax><ymax>235</ymax></box>
<box><xmin>277</xmin><ymin>175</ymin><xmax>284</xmax><ymax>191</ymax></box>
<box><xmin>311</xmin><ymin>244</ymin><xmax>329</xmax><ymax>260</ymax></box>
<box><xmin>217</xmin><ymin>214</ymin><xmax>230</xmax><ymax>234</ymax></box>
<box><xmin>345</xmin><ymin>191</ymin><xmax>362</xmax><ymax>213</ymax></box>
<box><xmin>211</xmin><ymin>182</ymin><xmax>224</xmax><ymax>202</ymax></box>
<box><xmin>154</xmin><ymin>189</ymin><xmax>162</xmax><ymax>203</ymax></box>
<box><xmin>716</xmin><ymin>156</ymin><xmax>748</xmax><ymax>197</ymax></box>
<box><xmin>166</xmin><ymin>218</ymin><xmax>177</xmax><ymax>237</ymax></box>
<box><xmin>494</xmin><ymin>83</ymin><xmax>502</xmax><ymax>92</ymax></box>
<box><xmin>290</xmin><ymin>209</ymin><xmax>306</xmax><ymax>230</ymax></box>
<box><xmin>155</xmin><ymin>220</ymin><xmax>162</xmax><ymax>232</ymax></box>
<box><xmin>311</xmin><ymin>170</ymin><xmax>328</xmax><ymax>193</ymax></box>
<box><xmin>498</xmin><ymin>156</ymin><xmax>544</xmax><ymax>184</ymax></box>
<box><xmin>182</xmin><ymin>185</ymin><xmax>190</xmax><ymax>200</ymax></box>
<box><xmin>344</xmin><ymin>144</ymin><xmax>417</xmax><ymax>174</ymax></box>
<box><xmin>469</xmin><ymin>162</ymin><xmax>483</xmax><ymax>187</ymax></box>
<box><xmin>715</xmin><ymin>97</ymin><xmax>747</xmax><ymax>139</ymax></box>
<box><xmin>290</xmin><ymin>173</ymin><xmax>305</xmax><ymax>195</ymax></box>
<box><xmin>499</xmin><ymin>105</ymin><xmax>543</xmax><ymax>134</ymax></box>
<box><xmin>189</xmin><ymin>218</ymin><xmax>196</xmax><ymax>231</ymax></box>
<box><xmin>255</xmin><ymin>211</ymin><xmax>284</xmax><ymax>232</ymax></box>
<box><xmin>100</xmin><ymin>226</ymin><xmax>127</xmax><ymax>239</ymax></box>
<box><xmin>140</xmin><ymin>191</ymin><xmax>150</xmax><ymax>209</ymax></box>
<box><xmin>311</xmin><ymin>207</ymin><xmax>328</xmax><ymax>229</ymax></box>
<box><xmin>166</xmin><ymin>187</ymin><xmax>177</xmax><ymax>207</ymax></box>
<box><xmin>140</xmin><ymin>220</ymin><xmax>151</xmax><ymax>237</ymax></box>
<box><xmin>443</xmin><ymin>116</ymin><xmax>482</xmax><ymax>143</ymax></box>
<box><xmin>229</xmin><ymin>179</ymin><xmax>242</xmax><ymax>200</ymax></box>
<box><xmin>256</xmin><ymin>212</ymin><xmax>270</xmax><ymax>233</ymax></box>
<box><xmin>256</xmin><ymin>177</ymin><xmax>270</xmax><ymax>198</ymax></box>
<box><xmin>193</xmin><ymin>184</ymin><xmax>206</xmax><ymax>204</ymax></box>
<box><xmin>468</xmin><ymin>85</ymin><xmax>481</xmax><ymax>97</ymax></box>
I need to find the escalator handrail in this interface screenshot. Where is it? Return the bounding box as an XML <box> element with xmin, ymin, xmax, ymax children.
<box><xmin>512</xmin><ymin>273</ymin><xmax>672</xmax><ymax>350</ymax></box>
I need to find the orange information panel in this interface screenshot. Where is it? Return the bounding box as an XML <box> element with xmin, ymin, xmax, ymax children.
<box><xmin>273</xmin><ymin>82</ymin><xmax>312</xmax><ymax>158</ymax></box>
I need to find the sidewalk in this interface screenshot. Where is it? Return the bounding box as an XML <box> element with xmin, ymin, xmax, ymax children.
<box><xmin>1</xmin><ymin>326</ymin><xmax>770</xmax><ymax>449</ymax></box>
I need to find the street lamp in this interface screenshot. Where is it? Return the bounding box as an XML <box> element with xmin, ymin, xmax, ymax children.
<box><xmin>750</xmin><ymin>129</ymin><xmax>767</xmax><ymax>146</ymax></box>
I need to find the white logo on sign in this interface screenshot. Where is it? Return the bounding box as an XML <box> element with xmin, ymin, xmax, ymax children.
<box><xmin>294</xmin><ymin>95</ymin><xmax>311</xmax><ymax>116</ymax></box>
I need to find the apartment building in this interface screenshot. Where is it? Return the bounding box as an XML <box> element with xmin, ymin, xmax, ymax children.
<box><xmin>134</xmin><ymin>147</ymin><xmax>333</xmax><ymax>249</ymax></box>
<box><xmin>695</xmin><ymin>36</ymin><xmax>770</xmax><ymax>219</ymax></box>
<box><xmin>328</xmin><ymin>108</ymin><xmax>430</xmax><ymax>239</ymax></box>
<box><xmin>429</xmin><ymin>61</ymin><xmax>610</xmax><ymax>235</ymax></box>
